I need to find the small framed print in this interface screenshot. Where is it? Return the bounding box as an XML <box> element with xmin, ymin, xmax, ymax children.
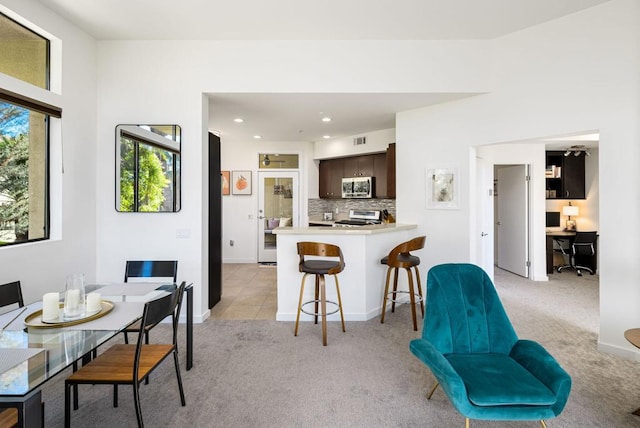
<box><xmin>426</xmin><ymin>167</ymin><xmax>459</xmax><ymax>209</ymax></box>
<box><xmin>221</xmin><ymin>171</ymin><xmax>230</xmax><ymax>195</ymax></box>
<box><xmin>232</xmin><ymin>171</ymin><xmax>252</xmax><ymax>195</ymax></box>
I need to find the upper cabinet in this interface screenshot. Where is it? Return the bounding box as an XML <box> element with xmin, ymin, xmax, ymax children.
<box><xmin>344</xmin><ymin>155</ymin><xmax>374</xmax><ymax>177</ymax></box>
<box><xmin>319</xmin><ymin>158</ymin><xmax>344</xmax><ymax>199</ymax></box>
<box><xmin>319</xmin><ymin>144</ymin><xmax>396</xmax><ymax>199</ymax></box>
<box><xmin>545</xmin><ymin>151</ymin><xmax>585</xmax><ymax>199</ymax></box>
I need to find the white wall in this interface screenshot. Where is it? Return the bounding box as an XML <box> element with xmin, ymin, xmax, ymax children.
<box><xmin>397</xmin><ymin>0</ymin><xmax>640</xmax><ymax>357</ymax></box>
<box><xmin>0</xmin><ymin>0</ymin><xmax>97</xmax><ymax>304</ymax></box>
<box><xmin>221</xmin><ymin>139</ymin><xmax>313</xmax><ymax>263</ymax></box>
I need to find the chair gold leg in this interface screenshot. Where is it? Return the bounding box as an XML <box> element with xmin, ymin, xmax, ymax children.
<box><xmin>465</xmin><ymin>417</ymin><xmax>470</xmax><ymax>428</ymax></box>
<box><xmin>407</xmin><ymin>267</ymin><xmax>418</xmax><ymax>331</ymax></box>
<box><xmin>334</xmin><ymin>275</ymin><xmax>346</xmax><ymax>332</ymax></box>
<box><xmin>294</xmin><ymin>273</ymin><xmax>309</xmax><ymax>336</ymax></box>
<box><xmin>320</xmin><ymin>275</ymin><xmax>327</xmax><ymax>346</ymax></box>
<box><xmin>540</xmin><ymin>421</ymin><xmax>547</xmax><ymax>428</ymax></box>
<box><xmin>427</xmin><ymin>381</ymin><xmax>439</xmax><ymax>399</ymax></box>
<box><xmin>381</xmin><ymin>267</ymin><xmax>393</xmax><ymax>323</ymax></box>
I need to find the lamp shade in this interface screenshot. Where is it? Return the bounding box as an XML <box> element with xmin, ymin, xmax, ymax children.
<box><xmin>562</xmin><ymin>205</ymin><xmax>579</xmax><ymax>217</ymax></box>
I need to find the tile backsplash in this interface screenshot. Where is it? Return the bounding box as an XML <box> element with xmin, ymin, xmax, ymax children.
<box><xmin>308</xmin><ymin>198</ymin><xmax>396</xmax><ymax>221</ymax></box>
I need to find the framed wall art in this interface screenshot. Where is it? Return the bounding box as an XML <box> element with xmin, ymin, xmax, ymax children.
<box><xmin>221</xmin><ymin>171</ymin><xmax>230</xmax><ymax>195</ymax></box>
<box><xmin>232</xmin><ymin>170</ymin><xmax>252</xmax><ymax>195</ymax></box>
<box><xmin>426</xmin><ymin>167</ymin><xmax>459</xmax><ymax>209</ymax></box>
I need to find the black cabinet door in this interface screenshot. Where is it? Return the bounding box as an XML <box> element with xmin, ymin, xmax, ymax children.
<box><xmin>562</xmin><ymin>154</ymin><xmax>586</xmax><ymax>199</ymax></box>
<box><xmin>545</xmin><ymin>151</ymin><xmax>585</xmax><ymax>199</ymax></box>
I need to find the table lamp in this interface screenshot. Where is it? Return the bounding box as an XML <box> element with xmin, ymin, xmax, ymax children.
<box><xmin>562</xmin><ymin>203</ymin><xmax>579</xmax><ymax>231</ymax></box>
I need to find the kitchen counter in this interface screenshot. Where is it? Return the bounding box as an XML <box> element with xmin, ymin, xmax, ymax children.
<box><xmin>275</xmin><ymin>222</ymin><xmax>415</xmax><ymax>235</ymax></box>
<box><xmin>273</xmin><ymin>223</ymin><xmax>420</xmax><ymax>322</ymax></box>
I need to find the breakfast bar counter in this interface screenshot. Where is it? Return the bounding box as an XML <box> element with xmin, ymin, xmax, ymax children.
<box><xmin>273</xmin><ymin>223</ymin><xmax>419</xmax><ymax>322</ymax></box>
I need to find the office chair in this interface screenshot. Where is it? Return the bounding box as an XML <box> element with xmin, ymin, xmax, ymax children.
<box><xmin>557</xmin><ymin>231</ymin><xmax>597</xmax><ymax>276</ymax></box>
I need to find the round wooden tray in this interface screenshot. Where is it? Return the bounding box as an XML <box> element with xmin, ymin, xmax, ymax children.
<box><xmin>24</xmin><ymin>301</ymin><xmax>114</xmax><ymax>329</ymax></box>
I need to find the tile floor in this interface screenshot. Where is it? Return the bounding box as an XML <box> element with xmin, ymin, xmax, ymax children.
<box><xmin>210</xmin><ymin>263</ymin><xmax>277</xmax><ymax>320</ymax></box>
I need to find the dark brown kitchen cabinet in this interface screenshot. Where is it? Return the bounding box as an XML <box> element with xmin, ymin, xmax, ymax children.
<box><xmin>385</xmin><ymin>143</ymin><xmax>396</xmax><ymax>198</ymax></box>
<box><xmin>545</xmin><ymin>151</ymin><xmax>585</xmax><ymax>199</ymax></box>
<box><xmin>343</xmin><ymin>155</ymin><xmax>374</xmax><ymax>177</ymax></box>
<box><xmin>319</xmin><ymin>158</ymin><xmax>344</xmax><ymax>199</ymax></box>
<box><xmin>319</xmin><ymin>146</ymin><xmax>396</xmax><ymax>199</ymax></box>
<box><xmin>372</xmin><ymin>153</ymin><xmax>388</xmax><ymax>198</ymax></box>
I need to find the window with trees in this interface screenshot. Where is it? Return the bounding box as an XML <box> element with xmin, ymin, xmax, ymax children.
<box><xmin>0</xmin><ymin>12</ymin><xmax>57</xmax><ymax>246</ymax></box>
<box><xmin>116</xmin><ymin>125</ymin><xmax>181</xmax><ymax>212</ymax></box>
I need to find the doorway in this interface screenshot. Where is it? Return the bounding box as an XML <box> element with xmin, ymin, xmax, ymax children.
<box><xmin>495</xmin><ymin>164</ymin><xmax>530</xmax><ymax>278</ymax></box>
<box><xmin>257</xmin><ymin>171</ymin><xmax>299</xmax><ymax>263</ymax></box>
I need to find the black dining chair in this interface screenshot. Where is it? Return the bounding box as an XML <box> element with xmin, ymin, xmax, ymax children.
<box><xmin>124</xmin><ymin>260</ymin><xmax>178</xmax><ymax>283</ymax></box>
<box><xmin>65</xmin><ymin>282</ymin><xmax>186</xmax><ymax>428</ymax></box>
<box><xmin>0</xmin><ymin>281</ymin><xmax>24</xmax><ymax>309</ymax></box>
<box><xmin>123</xmin><ymin>260</ymin><xmax>178</xmax><ymax>345</ymax></box>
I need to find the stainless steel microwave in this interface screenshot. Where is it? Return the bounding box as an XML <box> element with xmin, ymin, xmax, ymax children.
<box><xmin>341</xmin><ymin>177</ymin><xmax>374</xmax><ymax>198</ymax></box>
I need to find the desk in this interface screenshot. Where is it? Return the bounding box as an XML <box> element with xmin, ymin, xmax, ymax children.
<box><xmin>545</xmin><ymin>231</ymin><xmax>575</xmax><ymax>274</ymax></box>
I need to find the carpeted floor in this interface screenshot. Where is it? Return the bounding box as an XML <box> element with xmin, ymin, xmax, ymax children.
<box><xmin>40</xmin><ymin>268</ymin><xmax>640</xmax><ymax>427</ymax></box>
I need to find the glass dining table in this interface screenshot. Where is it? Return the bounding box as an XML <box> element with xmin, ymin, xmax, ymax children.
<box><xmin>0</xmin><ymin>282</ymin><xmax>194</xmax><ymax>428</ymax></box>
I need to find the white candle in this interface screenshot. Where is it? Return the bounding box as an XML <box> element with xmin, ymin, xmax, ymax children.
<box><xmin>86</xmin><ymin>292</ymin><xmax>101</xmax><ymax>312</ymax></box>
<box><xmin>66</xmin><ymin>289</ymin><xmax>80</xmax><ymax>310</ymax></box>
<box><xmin>42</xmin><ymin>292</ymin><xmax>60</xmax><ymax>322</ymax></box>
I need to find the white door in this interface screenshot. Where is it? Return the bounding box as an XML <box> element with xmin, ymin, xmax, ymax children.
<box><xmin>475</xmin><ymin>157</ymin><xmax>494</xmax><ymax>278</ymax></box>
<box><xmin>496</xmin><ymin>165</ymin><xmax>529</xmax><ymax>277</ymax></box>
<box><xmin>257</xmin><ymin>171</ymin><xmax>299</xmax><ymax>263</ymax></box>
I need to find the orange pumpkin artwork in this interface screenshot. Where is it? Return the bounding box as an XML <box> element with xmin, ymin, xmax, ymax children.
<box><xmin>235</xmin><ymin>175</ymin><xmax>247</xmax><ymax>190</ymax></box>
<box><xmin>231</xmin><ymin>171</ymin><xmax>251</xmax><ymax>194</ymax></box>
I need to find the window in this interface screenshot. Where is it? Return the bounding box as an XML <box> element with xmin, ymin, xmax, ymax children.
<box><xmin>116</xmin><ymin>125</ymin><xmax>181</xmax><ymax>212</ymax></box>
<box><xmin>0</xmin><ymin>12</ymin><xmax>56</xmax><ymax>246</ymax></box>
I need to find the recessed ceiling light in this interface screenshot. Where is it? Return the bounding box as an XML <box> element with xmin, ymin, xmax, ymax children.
<box><xmin>321</xmin><ymin>117</ymin><xmax>332</xmax><ymax>122</ymax></box>
<box><xmin>253</xmin><ymin>135</ymin><xmax>262</xmax><ymax>139</ymax></box>
<box><xmin>323</xmin><ymin>135</ymin><xmax>331</xmax><ymax>139</ymax></box>
<box><xmin>233</xmin><ymin>118</ymin><xmax>244</xmax><ymax>123</ymax></box>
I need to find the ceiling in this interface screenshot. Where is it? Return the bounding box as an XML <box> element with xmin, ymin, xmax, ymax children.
<box><xmin>34</xmin><ymin>0</ymin><xmax>610</xmax><ymax>143</ymax></box>
<box><xmin>36</xmin><ymin>0</ymin><xmax>609</xmax><ymax>41</ymax></box>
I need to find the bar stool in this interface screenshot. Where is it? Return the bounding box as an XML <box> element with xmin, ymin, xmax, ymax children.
<box><xmin>380</xmin><ymin>236</ymin><xmax>426</xmax><ymax>331</ymax></box>
<box><xmin>294</xmin><ymin>241</ymin><xmax>346</xmax><ymax>346</ymax></box>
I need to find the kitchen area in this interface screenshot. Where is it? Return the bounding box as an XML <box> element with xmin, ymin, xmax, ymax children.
<box><xmin>307</xmin><ymin>142</ymin><xmax>397</xmax><ymax>228</ymax></box>
<box><xmin>273</xmin><ymin>141</ymin><xmax>420</xmax><ymax>323</ymax></box>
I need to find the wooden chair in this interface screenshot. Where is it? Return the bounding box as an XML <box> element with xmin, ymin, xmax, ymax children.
<box><xmin>380</xmin><ymin>236</ymin><xmax>426</xmax><ymax>331</ymax></box>
<box><xmin>294</xmin><ymin>242</ymin><xmax>346</xmax><ymax>346</ymax></box>
<box><xmin>123</xmin><ymin>260</ymin><xmax>178</xmax><ymax>345</ymax></box>
<box><xmin>0</xmin><ymin>281</ymin><xmax>24</xmax><ymax>309</ymax></box>
<box><xmin>65</xmin><ymin>282</ymin><xmax>186</xmax><ymax>428</ymax></box>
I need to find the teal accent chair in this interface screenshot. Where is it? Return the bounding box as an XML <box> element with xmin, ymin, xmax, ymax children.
<box><xmin>409</xmin><ymin>264</ymin><xmax>571</xmax><ymax>428</ymax></box>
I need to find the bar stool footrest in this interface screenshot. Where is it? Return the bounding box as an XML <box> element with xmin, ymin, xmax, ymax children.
<box><xmin>300</xmin><ymin>300</ymin><xmax>341</xmax><ymax>317</ymax></box>
<box><xmin>386</xmin><ymin>290</ymin><xmax>423</xmax><ymax>303</ymax></box>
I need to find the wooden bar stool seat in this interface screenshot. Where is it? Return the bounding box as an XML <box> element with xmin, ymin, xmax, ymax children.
<box><xmin>380</xmin><ymin>235</ymin><xmax>426</xmax><ymax>331</ymax></box>
<box><xmin>294</xmin><ymin>242</ymin><xmax>346</xmax><ymax>346</ymax></box>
